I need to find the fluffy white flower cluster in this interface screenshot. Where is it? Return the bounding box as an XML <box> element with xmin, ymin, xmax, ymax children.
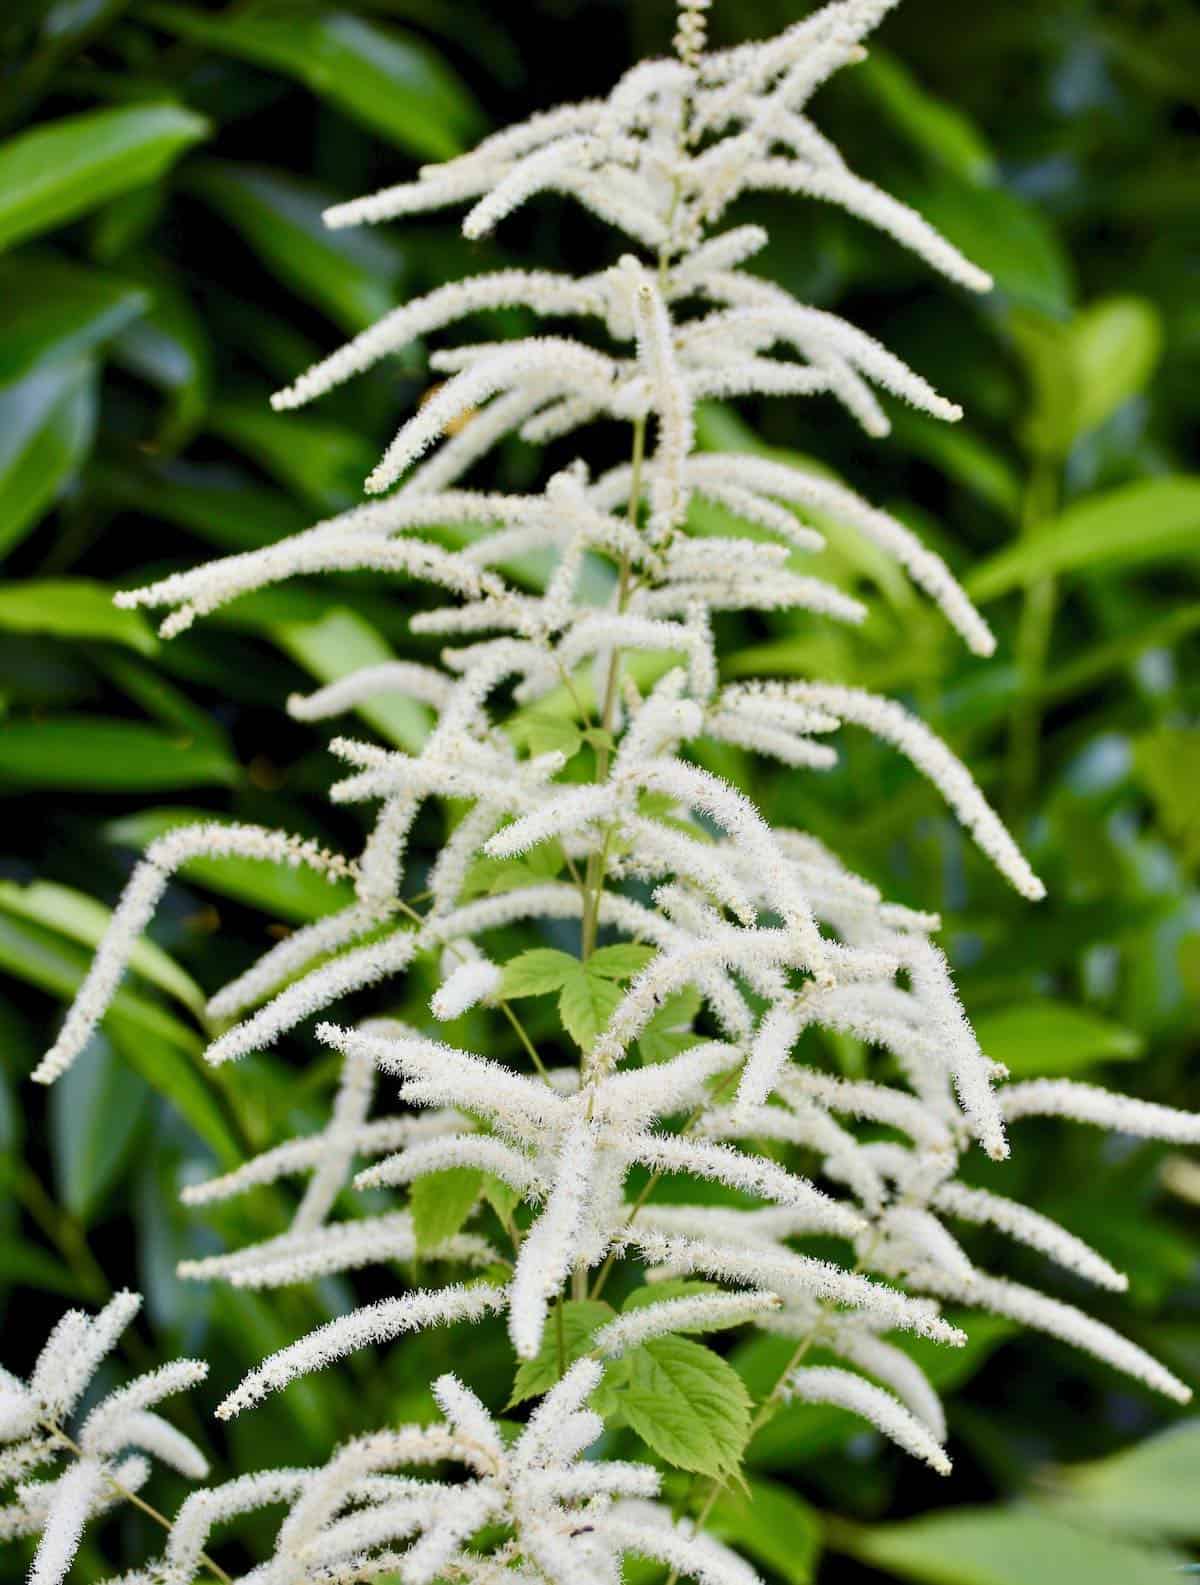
<box><xmin>0</xmin><ymin>1294</ymin><xmax>208</xmax><ymax>1585</ymax></box>
<box><xmin>14</xmin><ymin>2</ymin><xmax>1199</xmax><ymax>1581</ymax></box>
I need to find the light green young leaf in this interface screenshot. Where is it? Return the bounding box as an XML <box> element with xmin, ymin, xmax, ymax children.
<box><xmin>499</xmin><ymin>948</ymin><xmax>579</xmax><ymax>999</ymax></box>
<box><xmin>558</xmin><ymin>965</ymin><xmax>624</xmax><ymax>1052</ymax></box>
<box><xmin>0</xmin><ymin>104</ymin><xmax>209</xmax><ymax>252</ymax></box>
<box><xmin>0</xmin><ymin>579</ymin><xmax>157</xmax><ymax>655</ymax></box>
<box><xmin>508</xmin><ymin>1299</ymin><xmax>616</xmax><ymax>1407</ymax></box>
<box><xmin>620</xmin><ymin>1335</ymin><xmax>752</xmax><ymax>1479</ymax></box>
<box><xmin>1070</xmin><ymin>297</ymin><xmax>1163</xmax><ymax>440</ymax></box>
<box><xmin>1042</xmin><ymin>1421</ymin><xmax>1200</xmax><ymax>1543</ymax></box>
<box><xmin>1133</xmin><ymin>727</ymin><xmax>1200</xmax><ymax>868</ymax></box>
<box><xmin>638</xmin><ymin>987</ymin><xmax>703</xmax><ymax>1065</ymax></box>
<box><xmin>587</xmin><ymin>942</ymin><xmax>657</xmax><ymax>981</ymax></box>
<box><xmin>510</xmin><ymin>711</ymin><xmax>584</xmax><ymax>760</ymax></box>
<box><xmin>410</xmin><ymin>1168</ymin><xmax>484</xmax><ymax>1254</ymax></box>
<box><xmin>972</xmin><ymin>1000</ymin><xmax>1143</xmax><ymax>1078</ymax></box>
<box><xmin>844</xmin><ymin>1505</ymin><xmax>1186</xmax><ymax>1585</ymax></box>
<box><xmin>967</xmin><ymin>477</ymin><xmax>1200</xmax><ymax>600</ymax></box>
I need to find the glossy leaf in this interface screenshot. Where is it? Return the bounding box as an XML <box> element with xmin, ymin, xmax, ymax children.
<box><xmin>0</xmin><ymin>361</ymin><xmax>97</xmax><ymax>558</ymax></box>
<box><xmin>143</xmin><ymin>6</ymin><xmax>480</xmax><ymax>159</ymax></box>
<box><xmin>188</xmin><ymin>162</ymin><xmax>402</xmax><ymax>333</ymax></box>
<box><xmin>0</xmin><ymin>103</ymin><xmax>209</xmax><ymax>252</ymax></box>
<box><xmin>0</xmin><ymin>578</ymin><xmax>157</xmax><ymax>654</ymax></box>
<box><xmin>0</xmin><ymin>252</ymin><xmax>148</xmax><ymax>386</ymax></box>
<box><xmin>0</xmin><ymin>715</ymin><xmax>237</xmax><ymax>790</ymax></box>
<box><xmin>49</xmin><ymin>1030</ymin><xmax>151</xmax><ymax>1223</ymax></box>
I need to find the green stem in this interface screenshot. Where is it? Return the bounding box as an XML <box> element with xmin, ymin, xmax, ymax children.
<box><xmin>1006</xmin><ymin>456</ymin><xmax>1060</xmax><ymax>818</ymax></box>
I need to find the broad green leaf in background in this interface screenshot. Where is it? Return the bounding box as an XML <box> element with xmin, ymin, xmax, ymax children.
<box><xmin>841</xmin><ymin>1504</ymin><xmax>1186</xmax><ymax>1585</ymax></box>
<box><xmin>621</xmin><ymin>1335</ymin><xmax>753</xmax><ymax>1478</ymax></box>
<box><xmin>0</xmin><ymin>252</ymin><xmax>149</xmax><ymax>386</ymax></box>
<box><xmin>208</xmin><ymin>399</ymin><xmax>375</xmax><ymax>512</ymax></box>
<box><xmin>189</xmin><ymin>163</ymin><xmax>402</xmax><ymax>334</ymax></box>
<box><xmin>105</xmin><ymin>807</ymin><xmax>357</xmax><ymax>923</ymax></box>
<box><xmin>900</xmin><ymin>173</ymin><xmax>1075</xmax><ymax>317</ymax></box>
<box><xmin>0</xmin><ymin>579</ymin><xmax>157</xmax><ymax>654</ymax></box>
<box><xmin>705</xmin><ymin>1478</ymin><xmax>822</xmax><ymax>1585</ymax></box>
<box><xmin>0</xmin><ymin>912</ymin><xmax>202</xmax><ymax>1057</ymax></box>
<box><xmin>966</xmin><ymin>477</ymin><xmax>1200</xmax><ymax>599</ymax></box>
<box><xmin>857</xmin><ymin>51</ymin><xmax>995</xmax><ymax>183</ymax></box>
<box><xmin>143</xmin><ymin>7</ymin><xmax>480</xmax><ymax>160</ymax></box>
<box><xmin>91</xmin><ymin>458</ymin><xmax>308</xmax><ymax>554</ymax></box>
<box><xmin>108</xmin><ymin>1021</ymin><xmax>242</xmax><ymax>1168</ymax></box>
<box><xmin>274</xmin><ymin>607</ymin><xmax>432</xmax><ymax>751</ymax></box>
<box><xmin>972</xmin><ymin>999</ymin><xmax>1143</xmax><ymax>1077</ymax></box>
<box><xmin>410</xmin><ymin>1167</ymin><xmax>483</xmax><ymax>1253</ymax></box>
<box><xmin>0</xmin><ymin>361</ymin><xmax>97</xmax><ymax>558</ymax></box>
<box><xmin>1133</xmin><ymin>727</ymin><xmax>1200</xmax><ymax>869</ymax></box>
<box><xmin>0</xmin><ymin>716</ymin><xmax>237</xmax><ymax>790</ymax></box>
<box><xmin>49</xmin><ymin>1030</ymin><xmax>151</xmax><ymax>1223</ymax></box>
<box><xmin>0</xmin><ymin>103</ymin><xmax>209</xmax><ymax>252</ymax></box>
<box><xmin>1039</xmin><ymin>1420</ymin><xmax>1200</xmax><ymax>1542</ymax></box>
<box><xmin>1011</xmin><ymin>297</ymin><xmax>1163</xmax><ymax>459</ymax></box>
<box><xmin>0</xmin><ymin>878</ymin><xmax>204</xmax><ymax>1017</ymax></box>
<box><xmin>110</xmin><ymin>264</ymin><xmax>212</xmax><ymax>446</ymax></box>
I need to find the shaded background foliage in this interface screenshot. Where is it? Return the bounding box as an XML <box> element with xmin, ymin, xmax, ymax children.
<box><xmin>1</xmin><ymin>0</ymin><xmax>1199</xmax><ymax>1580</ymax></box>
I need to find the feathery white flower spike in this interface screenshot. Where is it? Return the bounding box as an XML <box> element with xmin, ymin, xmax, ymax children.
<box><xmin>20</xmin><ymin>9</ymin><xmax>1200</xmax><ymax>1581</ymax></box>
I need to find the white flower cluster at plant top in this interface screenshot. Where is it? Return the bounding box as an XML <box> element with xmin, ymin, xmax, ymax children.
<box><xmin>14</xmin><ymin>2</ymin><xmax>1200</xmax><ymax>1583</ymax></box>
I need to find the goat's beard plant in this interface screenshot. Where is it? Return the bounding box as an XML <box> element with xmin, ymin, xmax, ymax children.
<box><xmin>7</xmin><ymin>2</ymin><xmax>1200</xmax><ymax>1581</ymax></box>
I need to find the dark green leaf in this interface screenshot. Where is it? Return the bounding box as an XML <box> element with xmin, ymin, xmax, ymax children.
<box><xmin>49</xmin><ymin>1030</ymin><xmax>151</xmax><ymax>1222</ymax></box>
<box><xmin>208</xmin><ymin>399</ymin><xmax>375</xmax><ymax>511</ymax></box>
<box><xmin>189</xmin><ymin>163</ymin><xmax>401</xmax><ymax>334</ymax></box>
<box><xmin>705</xmin><ymin>1477</ymin><xmax>821</xmax><ymax>1585</ymax></box>
<box><xmin>0</xmin><ymin>716</ymin><xmax>237</xmax><ymax>790</ymax></box>
<box><xmin>143</xmin><ymin>7</ymin><xmax>479</xmax><ymax>159</ymax></box>
<box><xmin>0</xmin><ymin>252</ymin><xmax>148</xmax><ymax>386</ymax></box>
<box><xmin>0</xmin><ymin>361</ymin><xmax>97</xmax><ymax>558</ymax></box>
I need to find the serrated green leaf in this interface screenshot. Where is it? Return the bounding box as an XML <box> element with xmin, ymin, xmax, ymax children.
<box><xmin>587</xmin><ymin>942</ymin><xmax>657</xmax><ymax>981</ymax></box>
<box><xmin>143</xmin><ymin>6</ymin><xmax>479</xmax><ymax>160</ymax></box>
<box><xmin>508</xmin><ymin>1300</ymin><xmax>616</xmax><ymax>1407</ymax></box>
<box><xmin>410</xmin><ymin>1168</ymin><xmax>483</xmax><ymax>1254</ymax></box>
<box><xmin>972</xmin><ymin>1000</ymin><xmax>1143</xmax><ymax>1078</ymax></box>
<box><xmin>620</xmin><ymin>1335</ymin><xmax>752</xmax><ymax>1478</ymax></box>
<box><xmin>559</xmin><ymin>964</ymin><xmax>624</xmax><ymax>1051</ymax></box>
<box><xmin>0</xmin><ymin>103</ymin><xmax>209</xmax><ymax>252</ymax></box>
<box><xmin>499</xmin><ymin>948</ymin><xmax>578</xmax><ymax>999</ymax></box>
<box><xmin>0</xmin><ymin>579</ymin><xmax>157</xmax><ymax>654</ymax></box>
<box><xmin>638</xmin><ymin>987</ymin><xmax>703</xmax><ymax>1065</ymax></box>
<box><xmin>0</xmin><ymin>715</ymin><xmax>237</xmax><ymax>790</ymax></box>
<box><xmin>623</xmin><ymin>1280</ymin><xmax>721</xmax><ymax>1311</ymax></box>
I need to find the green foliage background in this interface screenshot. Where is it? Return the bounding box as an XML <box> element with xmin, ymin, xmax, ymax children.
<box><xmin>2</xmin><ymin>0</ymin><xmax>1199</xmax><ymax>1580</ymax></box>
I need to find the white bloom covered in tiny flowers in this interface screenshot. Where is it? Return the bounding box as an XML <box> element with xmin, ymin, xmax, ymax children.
<box><xmin>13</xmin><ymin>2</ymin><xmax>1200</xmax><ymax>1581</ymax></box>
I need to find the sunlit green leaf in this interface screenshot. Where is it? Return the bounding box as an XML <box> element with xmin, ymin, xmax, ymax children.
<box><xmin>0</xmin><ymin>103</ymin><xmax>209</xmax><ymax>252</ymax></box>
<box><xmin>0</xmin><ymin>715</ymin><xmax>237</xmax><ymax>790</ymax></box>
<box><xmin>621</xmin><ymin>1335</ymin><xmax>752</xmax><ymax>1478</ymax></box>
<box><xmin>0</xmin><ymin>579</ymin><xmax>157</xmax><ymax>654</ymax></box>
<box><xmin>972</xmin><ymin>1000</ymin><xmax>1143</xmax><ymax>1077</ymax></box>
<box><xmin>0</xmin><ymin>361</ymin><xmax>97</xmax><ymax>558</ymax></box>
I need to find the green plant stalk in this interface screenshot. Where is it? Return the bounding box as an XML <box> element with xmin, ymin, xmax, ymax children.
<box><xmin>1006</xmin><ymin>456</ymin><xmax>1060</xmax><ymax>817</ymax></box>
